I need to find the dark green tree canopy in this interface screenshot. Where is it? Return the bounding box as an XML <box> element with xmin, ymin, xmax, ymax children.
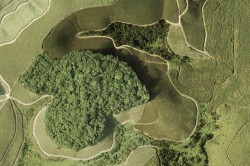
<box><xmin>20</xmin><ymin>50</ymin><xmax>149</xmax><ymax>150</ymax></box>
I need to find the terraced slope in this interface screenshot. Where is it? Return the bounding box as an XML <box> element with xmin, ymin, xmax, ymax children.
<box><xmin>0</xmin><ymin>0</ymin><xmax>50</xmax><ymax>45</ymax></box>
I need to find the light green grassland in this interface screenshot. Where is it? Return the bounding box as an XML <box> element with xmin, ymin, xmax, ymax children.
<box><xmin>167</xmin><ymin>25</ymin><xmax>209</xmax><ymax>59</ymax></box>
<box><xmin>122</xmin><ymin>146</ymin><xmax>157</xmax><ymax>166</ymax></box>
<box><xmin>162</xmin><ymin>0</ymin><xmax>179</xmax><ymax>23</ymax></box>
<box><xmin>0</xmin><ymin>0</ymin><xmax>50</xmax><ymax>44</ymax></box>
<box><xmin>145</xmin><ymin>155</ymin><xmax>160</xmax><ymax>166</ymax></box>
<box><xmin>205</xmin><ymin>104</ymin><xmax>250</xmax><ymax>166</ymax></box>
<box><xmin>0</xmin><ymin>0</ymin><xmax>27</xmax><ymax>20</ymax></box>
<box><xmin>0</xmin><ymin>101</ymin><xmax>15</xmax><ymax>162</ymax></box>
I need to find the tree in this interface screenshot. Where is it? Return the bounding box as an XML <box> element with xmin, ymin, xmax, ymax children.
<box><xmin>20</xmin><ymin>50</ymin><xmax>150</xmax><ymax>150</ymax></box>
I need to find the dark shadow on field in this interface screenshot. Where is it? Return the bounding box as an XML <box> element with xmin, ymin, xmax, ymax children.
<box><xmin>114</xmin><ymin>49</ymin><xmax>161</xmax><ymax>101</ymax></box>
<box><xmin>181</xmin><ymin>0</ymin><xmax>206</xmax><ymax>50</ymax></box>
<box><xmin>101</xmin><ymin>116</ymin><xmax>117</xmax><ymax>141</ymax></box>
<box><xmin>42</xmin><ymin>0</ymin><xmax>184</xmax><ymax>57</ymax></box>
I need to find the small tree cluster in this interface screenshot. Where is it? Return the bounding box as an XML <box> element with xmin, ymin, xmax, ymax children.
<box><xmin>83</xmin><ymin>19</ymin><xmax>188</xmax><ymax>62</ymax></box>
<box><xmin>20</xmin><ymin>50</ymin><xmax>149</xmax><ymax>150</ymax></box>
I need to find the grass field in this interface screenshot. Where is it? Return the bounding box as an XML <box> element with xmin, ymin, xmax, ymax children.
<box><xmin>205</xmin><ymin>104</ymin><xmax>250</xmax><ymax>166</ymax></box>
<box><xmin>169</xmin><ymin>59</ymin><xmax>233</xmax><ymax>103</ymax></box>
<box><xmin>43</xmin><ymin>0</ymin><xmax>165</xmax><ymax>56</ymax></box>
<box><xmin>1</xmin><ymin>100</ymin><xmax>24</xmax><ymax>166</ymax></box>
<box><xmin>203</xmin><ymin>0</ymin><xmax>234</xmax><ymax>69</ymax></box>
<box><xmin>0</xmin><ymin>0</ymin><xmax>27</xmax><ymax>21</ymax></box>
<box><xmin>0</xmin><ymin>101</ymin><xmax>15</xmax><ymax>162</ymax></box>
<box><xmin>162</xmin><ymin>0</ymin><xmax>179</xmax><ymax>23</ymax></box>
<box><xmin>0</xmin><ymin>0</ymin><xmax>13</xmax><ymax>10</ymax></box>
<box><xmin>122</xmin><ymin>146</ymin><xmax>158</xmax><ymax>166</ymax></box>
<box><xmin>167</xmin><ymin>25</ymin><xmax>209</xmax><ymax>59</ymax></box>
<box><xmin>204</xmin><ymin>1</ymin><xmax>250</xmax><ymax>165</ymax></box>
<box><xmin>180</xmin><ymin>0</ymin><xmax>206</xmax><ymax>50</ymax></box>
<box><xmin>227</xmin><ymin>122</ymin><xmax>250</xmax><ymax>166</ymax></box>
<box><xmin>10</xmin><ymin>81</ymin><xmax>42</xmax><ymax>103</ymax></box>
<box><xmin>0</xmin><ymin>0</ymin><xmax>50</xmax><ymax>44</ymax></box>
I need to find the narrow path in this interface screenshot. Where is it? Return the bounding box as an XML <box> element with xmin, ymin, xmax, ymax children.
<box><xmin>226</xmin><ymin>121</ymin><xmax>250</xmax><ymax>166</ymax></box>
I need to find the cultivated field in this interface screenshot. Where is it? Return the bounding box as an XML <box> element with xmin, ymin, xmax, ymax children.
<box><xmin>0</xmin><ymin>100</ymin><xmax>24</xmax><ymax>166</ymax></box>
<box><xmin>176</xmin><ymin>0</ymin><xmax>187</xmax><ymax>15</ymax></box>
<box><xmin>0</xmin><ymin>0</ymin><xmax>27</xmax><ymax>21</ymax></box>
<box><xmin>122</xmin><ymin>146</ymin><xmax>158</xmax><ymax>166</ymax></box>
<box><xmin>167</xmin><ymin>25</ymin><xmax>209</xmax><ymax>59</ymax></box>
<box><xmin>204</xmin><ymin>1</ymin><xmax>250</xmax><ymax>165</ymax></box>
<box><xmin>0</xmin><ymin>101</ymin><xmax>15</xmax><ymax>162</ymax></box>
<box><xmin>162</xmin><ymin>0</ymin><xmax>179</xmax><ymax>23</ymax></box>
<box><xmin>1</xmin><ymin>101</ymin><xmax>24</xmax><ymax>166</ymax></box>
<box><xmin>205</xmin><ymin>104</ymin><xmax>250</xmax><ymax>166</ymax></box>
<box><xmin>180</xmin><ymin>0</ymin><xmax>206</xmax><ymax>50</ymax></box>
<box><xmin>0</xmin><ymin>0</ymin><xmax>50</xmax><ymax>44</ymax></box>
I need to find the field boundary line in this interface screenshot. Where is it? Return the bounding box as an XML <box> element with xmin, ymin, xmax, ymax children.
<box><xmin>0</xmin><ymin>0</ymin><xmax>30</xmax><ymax>24</ymax></box>
<box><xmin>202</xmin><ymin>0</ymin><xmax>210</xmax><ymax>52</ymax></box>
<box><xmin>226</xmin><ymin>121</ymin><xmax>250</xmax><ymax>166</ymax></box>
<box><xmin>178</xmin><ymin>0</ymin><xmax>213</xmax><ymax>59</ymax></box>
<box><xmin>166</xmin><ymin>64</ymin><xmax>199</xmax><ymax>142</ymax></box>
<box><xmin>0</xmin><ymin>0</ymin><xmax>51</xmax><ymax>47</ymax></box>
